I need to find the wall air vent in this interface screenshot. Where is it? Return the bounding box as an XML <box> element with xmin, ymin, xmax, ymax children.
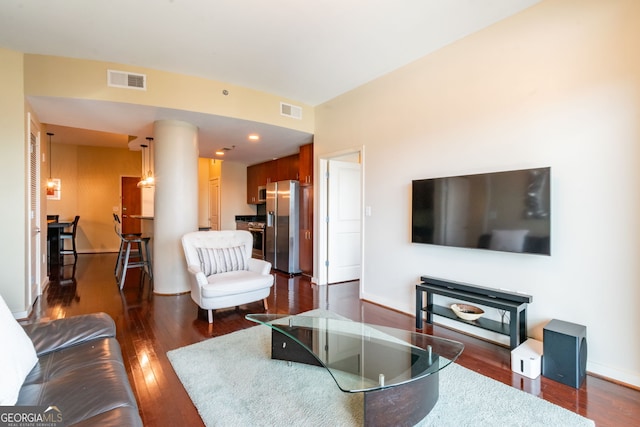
<box><xmin>280</xmin><ymin>102</ymin><xmax>302</xmax><ymax>119</ymax></box>
<box><xmin>107</xmin><ymin>69</ymin><xmax>147</xmax><ymax>90</ymax></box>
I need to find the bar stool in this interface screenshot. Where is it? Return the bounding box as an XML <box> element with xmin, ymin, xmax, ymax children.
<box><xmin>60</xmin><ymin>216</ymin><xmax>80</xmax><ymax>261</ymax></box>
<box><xmin>113</xmin><ymin>214</ymin><xmax>142</xmax><ymax>276</ymax></box>
<box><xmin>113</xmin><ymin>214</ymin><xmax>152</xmax><ymax>290</ymax></box>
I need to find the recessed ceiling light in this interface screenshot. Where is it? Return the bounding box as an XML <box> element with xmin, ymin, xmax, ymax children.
<box><xmin>248</xmin><ymin>134</ymin><xmax>260</xmax><ymax>141</ymax></box>
<box><xmin>215</xmin><ymin>150</ymin><xmax>225</xmax><ymax>156</ymax></box>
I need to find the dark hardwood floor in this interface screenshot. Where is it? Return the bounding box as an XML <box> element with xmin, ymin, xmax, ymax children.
<box><xmin>32</xmin><ymin>253</ymin><xmax>639</xmax><ymax>426</ymax></box>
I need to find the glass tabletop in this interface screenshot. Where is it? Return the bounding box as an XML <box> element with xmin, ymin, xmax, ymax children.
<box><xmin>246</xmin><ymin>312</ymin><xmax>464</xmax><ymax>393</ymax></box>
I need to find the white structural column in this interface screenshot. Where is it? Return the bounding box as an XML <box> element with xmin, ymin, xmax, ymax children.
<box><xmin>153</xmin><ymin>120</ymin><xmax>198</xmax><ymax>294</ymax></box>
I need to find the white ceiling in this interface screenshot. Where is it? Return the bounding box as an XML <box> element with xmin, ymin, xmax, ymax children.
<box><xmin>1</xmin><ymin>0</ymin><xmax>539</xmax><ymax>164</ymax></box>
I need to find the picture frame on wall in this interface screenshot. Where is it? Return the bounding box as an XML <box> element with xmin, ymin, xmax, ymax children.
<box><xmin>46</xmin><ymin>179</ymin><xmax>61</xmax><ymax>200</ymax></box>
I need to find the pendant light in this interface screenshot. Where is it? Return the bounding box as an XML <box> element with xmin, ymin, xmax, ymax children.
<box><xmin>137</xmin><ymin>137</ymin><xmax>155</xmax><ymax>188</ymax></box>
<box><xmin>144</xmin><ymin>137</ymin><xmax>154</xmax><ymax>187</ymax></box>
<box><xmin>137</xmin><ymin>143</ymin><xmax>149</xmax><ymax>188</ymax></box>
<box><xmin>46</xmin><ymin>132</ymin><xmax>55</xmax><ymax>189</ymax></box>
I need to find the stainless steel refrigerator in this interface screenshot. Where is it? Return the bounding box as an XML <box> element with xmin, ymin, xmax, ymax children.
<box><xmin>265</xmin><ymin>180</ymin><xmax>300</xmax><ymax>274</ymax></box>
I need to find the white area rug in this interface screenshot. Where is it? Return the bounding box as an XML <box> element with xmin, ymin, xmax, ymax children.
<box><xmin>167</xmin><ymin>320</ymin><xmax>595</xmax><ymax>427</ymax></box>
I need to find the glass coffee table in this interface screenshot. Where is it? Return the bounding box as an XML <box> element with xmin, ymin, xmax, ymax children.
<box><xmin>247</xmin><ymin>312</ymin><xmax>464</xmax><ymax>427</ymax></box>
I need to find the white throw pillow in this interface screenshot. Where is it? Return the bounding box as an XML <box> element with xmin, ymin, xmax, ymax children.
<box><xmin>489</xmin><ymin>229</ymin><xmax>529</xmax><ymax>253</ymax></box>
<box><xmin>0</xmin><ymin>295</ymin><xmax>38</xmax><ymax>405</ymax></box>
<box><xmin>196</xmin><ymin>246</ymin><xmax>248</xmax><ymax>276</ymax></box>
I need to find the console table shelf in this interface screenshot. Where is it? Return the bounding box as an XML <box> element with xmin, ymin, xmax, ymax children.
<box><xmin>428</xmin><ymin>304</ymin><xmax>511</xmax><ymax>336</ymax></box>
<box><xmin>416</xmin><ymin>276</ymin><xmax>533</xmax><ymax>349</ymax></box>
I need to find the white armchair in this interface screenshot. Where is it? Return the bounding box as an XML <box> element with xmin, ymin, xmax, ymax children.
<box><xmin>181</xmin><ymin>230</ymin><xmax>274</xmax><ymax>324</ymax></box>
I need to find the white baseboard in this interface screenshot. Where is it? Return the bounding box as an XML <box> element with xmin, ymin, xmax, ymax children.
<box><xmin>78</xmin><ymin>249</ymin><xmax>120</xmax><ymax>254</ymax></box>
<box><xmin>588</xmin><ymin>360</ymin><xmax>640</xmax><ymax>389</ymax></box>
<box><xmin>361</xmin><ymin>290</ymin><xmax>640</xmax><ymax>389</ymax></box>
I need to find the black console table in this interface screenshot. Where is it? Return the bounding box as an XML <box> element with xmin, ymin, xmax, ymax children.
<box><xmin>416</xmin><ymin>276</ymin><xmax>532</xmax><ymax>349</ymax></box>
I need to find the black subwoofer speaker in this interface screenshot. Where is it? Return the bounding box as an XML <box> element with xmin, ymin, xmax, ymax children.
<box><xmin>542</xmin><ymin>319</ymin><xmax>587</xmax><ymax>388</ymax></box>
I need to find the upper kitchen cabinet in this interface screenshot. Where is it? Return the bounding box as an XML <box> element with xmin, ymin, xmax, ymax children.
<box><xmin>246</xmin><ymin>162</ymin><xmax>273</xmax><ymax>203</ymax></box>
<box><xmin>299</xmin><ymin>143</ymin><xmax>313</xmax><ymax>186</ymax></box>
<box><xmin>263</xmin><ymin>160</ymin><xmax>278</xmax><ymax>184</ymax></box>
<box><xmin>246</xmin><ymin>154</ymin><xmax>300</xmax><ymax>204</ymax></box>
<box><xmin>260</xmin><ymin>157</ymin><xmax>295</xmax><ymax>185</ymax></box>
<box><xmin>246</xmin><ymin>163</ymin><xmax>262</xmax><ymax>204</ymax></box>
<box><xmin>276</xmin><ymin>154</ymin><xmax>299</xmax><ymax>182</ymax></box>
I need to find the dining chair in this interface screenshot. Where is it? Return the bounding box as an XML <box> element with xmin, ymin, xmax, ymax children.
<box><xmin>47</xmin><ymin>215</ymin><xmax>59</xmax><ymax>222</ymax></box>
<box><xmin>60</xmin><ymin>216</ymin><xmax>80</xmax><ymax>260</ymax></box>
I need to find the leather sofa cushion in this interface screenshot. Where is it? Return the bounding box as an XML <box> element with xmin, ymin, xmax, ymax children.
<box><xmin>69</xmin><ymin>406</ymin><xmax>143</xmax><ymax>427</ymax></box>
<box><xmin>17</xmin><ymin>337</ymin><xmax>141</xmax><ymax>427</ymax></box>
<box><xmin>22</xmin><ymin>312</ymin><xmax>115</xmax><ymax>356</ymax></box>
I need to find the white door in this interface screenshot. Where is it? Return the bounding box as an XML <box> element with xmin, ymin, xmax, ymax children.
<box><xmin>28</xmin><ymin>115</ymin><xmax>41</xmax><ymax>306</ymax></box>
<box><xmin>327</xmin><ymin>160</ymin><xmax>361</xmax><ymax>283</ymax></box>
<box><xmin>208</xmin><ymin>178</ymin><xmax>220</xmax><ymax>230</ymax></box>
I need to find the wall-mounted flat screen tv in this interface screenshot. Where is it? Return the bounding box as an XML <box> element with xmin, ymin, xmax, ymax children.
<box><xmin>411</xmin><ymin>167</ymin><xmax>550</xmax><ymax>255</ymax></box>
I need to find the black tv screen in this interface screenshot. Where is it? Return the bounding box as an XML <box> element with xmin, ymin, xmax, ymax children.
<box><xmin>411</xmin><ymin>167</ymin><xmax>550</xmax><ymax>255</ymax></box>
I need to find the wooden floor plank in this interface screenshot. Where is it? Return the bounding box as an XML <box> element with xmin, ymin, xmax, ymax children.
<box><xmin>33</xmin><ymin>253</ymin><xmax>639</xmax><ymax>427</ymax></box>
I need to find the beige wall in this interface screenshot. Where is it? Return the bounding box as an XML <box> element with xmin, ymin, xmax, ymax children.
<box><xmin>46</xmin><ymin>143</ymin><xmax>141</xmax><ymax>252</ymax></box>
<box><xmin>23</xmin><ymin>55</ymin><xmax>314</xmax><ymax>134</ymax></box>
<box><xmin>197</xmin><ymin>158</ymin><xmax>254</xmax><ymax>230</ymax></box>
<box><xmin>197</xmin><ymin>158</ymin><xmax>211</xmax><ymax>228</ymax></box>
<box><xmin>44</xmin><ymin>143</ymin><xmax>246</xmax><ymax>254</ymax></box>
<box><xmin>315</xmin><ymin>0</ymin><xmax>640</xmax><ymax>386</ymax></box>
<box><xmin>0</xmin><ymin>48</ymin><xmax>28</xmax><ymax>313</ymax></box>
<box><xmin>221</xmin><ymin>161</ymin><xmax>256</xmax><ymax>230</ymax></box>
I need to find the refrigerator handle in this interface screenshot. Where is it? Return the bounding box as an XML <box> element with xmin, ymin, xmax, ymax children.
<box><xmin>267</xmin><ymin>211</ymin><xmax>274</xmax><ymax>227</ymax></box>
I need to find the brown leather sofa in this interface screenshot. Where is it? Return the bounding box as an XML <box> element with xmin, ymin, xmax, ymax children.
<box><xmin>17</xmin><ymin>313</ymin><xmax>143</xmax><ymax>426</ymax></box>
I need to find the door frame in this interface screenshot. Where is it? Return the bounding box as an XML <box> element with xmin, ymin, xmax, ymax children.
<box><xmin>316</xmin><ymin>146</ymin><xmax>365</xmax><ymax>294</ymax></box>
<box><xmin>27</xmin><ymin>113</ymin><xmax>42</xmax><ymax>308</ymax></box>
<box><xmin>208</xmin><ymin>177</ymin><xmax>220</xmax><ymax>230</ymax></box>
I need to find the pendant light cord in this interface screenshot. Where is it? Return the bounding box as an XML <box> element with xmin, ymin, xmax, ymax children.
<box><xmin>47</xmin><ymin>132</ymin><xmax>54</xmax><ymax>183</ymax></box>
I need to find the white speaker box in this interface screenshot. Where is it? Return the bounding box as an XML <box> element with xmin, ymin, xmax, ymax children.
<box><xmin>511</xmin><ymin>339</ymin><xmax>543</xmax><ymax>379</ymax></box>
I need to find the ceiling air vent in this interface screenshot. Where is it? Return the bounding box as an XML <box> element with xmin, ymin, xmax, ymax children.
<box><xmin>107</xmin><ymin>69</ymin><xmax>147</xmax><ymax>90</ymax></box>
<box><xmin>280</xmin><ymin>102</ymin><xmax>302</xmax><ymax>120</ymax></box>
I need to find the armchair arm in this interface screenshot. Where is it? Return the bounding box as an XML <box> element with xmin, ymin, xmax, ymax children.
<box><xmin>248</xmin><ymin>258</ymin><xmax>272</xmax><ymax>275</ymax></box>
<box><xmin>187</xmin><ymin>264</ymin><xmax>209</xmax><ymax>286</ymax></box>
<box><xmin>21</xmin><ymin>312</ymin><xmax>116</xmax><ymax>356</ymax></box>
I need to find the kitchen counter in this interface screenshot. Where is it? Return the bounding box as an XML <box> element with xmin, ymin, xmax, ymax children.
<box><xmin>235</xmin><ymin>215</ymin><xmax>266</xmax><ymax>222</ymax></box>
<box><xmin>131</xmin><ymin>215</ymin><xmax>154</xmax><ymax>220</ymax></box>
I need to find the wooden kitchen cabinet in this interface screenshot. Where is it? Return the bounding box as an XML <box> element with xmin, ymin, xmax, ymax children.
<box><xmin>276</xmin><ymin>154</ymin><xmax>299</xmax><ymax>181</ymax></box>
<box><xmin>298</xmin><ymin>143</ymin><xmax>313</xmax><ymax>274</ymax></box>
<box><xmin>246</xmin><ymin>144</ymin><xmax>313</xmax><ymax>274</ymax></box>
<box><xmin>246</xmin><ymin>163</ymin><xmax>261</xmax><ymax>204</ymax></box>
<box><xmin>263</xmin><ymin>160</ymin><xmax>277</xmax><ymax>184</ymax></box>
<box><xmin>299</xmin><ymin>184</ymin><xmax>313</xmax><ymax>275</ymax></box>
<box><xmin>299</xmin><ymin>143</ymin><xmax>313</xmax><ymax>186</ymax></box>
<box><xmin>246</xmin><ymin>154</ymin><xmax>300</xmax><ymax>204</ymax></box>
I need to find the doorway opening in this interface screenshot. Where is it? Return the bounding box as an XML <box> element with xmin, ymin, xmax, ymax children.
<box><xmin>317</xmin><ymin>148</ymin><xmax>364</xmax><ymax>290</ymax></box>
